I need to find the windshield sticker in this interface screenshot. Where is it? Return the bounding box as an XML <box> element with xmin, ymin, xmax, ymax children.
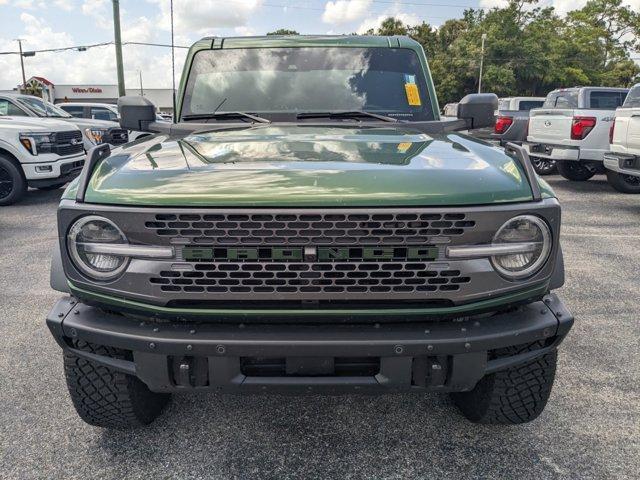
<box><xmin>397</xmin><ymin>142</ymin><xmax>412</xmax><ymax>153</ymax></box>
<box><xmin>405</xmin><ymin>83</ymin><xmax>421</xmax><ymax>106</ymax></box>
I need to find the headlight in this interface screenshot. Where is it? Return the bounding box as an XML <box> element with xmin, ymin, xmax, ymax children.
<box><xmin>19</xmin><ymin>132</ymin><xmax>56</xmax><ymax>155</ymax></box>
<box><xmin>85</xmin><ymin>128</ymin><xmax>108</xmax><ymax>145</ymax></box>
<box><xmin>491</xmin><ymin>215</ymin><xmax>552</xmax><ymax>279</ymax></box>
<box><xmin>67</xmin><ymin>216</ymin><xmax>129</xmax><ymax>280</ymax></box>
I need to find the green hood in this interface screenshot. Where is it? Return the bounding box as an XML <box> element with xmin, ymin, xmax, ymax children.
<box><xmin>68</xmin><ymin>125</ymin><xmax>553</xmax><ymax>207</ymax></box>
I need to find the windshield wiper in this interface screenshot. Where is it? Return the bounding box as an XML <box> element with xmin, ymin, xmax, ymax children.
<box><xmin>296</xmin><ymin>110</ymin><xmax>398</xmax><ymax>122</ymax></box>
<box><xmin>182</xmin><ymin>111</ymin><xmax>271</xmax><ymax>123</ymax></box>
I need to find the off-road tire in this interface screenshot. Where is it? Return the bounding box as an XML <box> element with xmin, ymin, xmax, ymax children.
<box><xmin>37</xmin><ymin>182</ymin><xmax>67</xmax><ymax>191</ymax></box>
<box><xmin>451</xmin><ymin>347</ymin><xmax>557</xmax><ymax>424</ymax></box>
<box><xmin>556</xmin><ymin>161</ymin><xmax>596</xmax><ymax>181</ymax></box>
<box><xmin>64</xmin><ymin>340</ymin><xmax>170</xmax><ymax>429</ymax></box>
<box><xmin>530</xmin><ymin>157</ymin><xmax>557</xmax><ymax>176</ymax></box>
<box><xmin>0</xmin><ymin>154</ymin><xmax>26</xmax><ymax>206</ymax></box>
<box><xmin>605</xmin><ymin>170</ymin><xmax>640</xmax><ymax>194</ymax></box>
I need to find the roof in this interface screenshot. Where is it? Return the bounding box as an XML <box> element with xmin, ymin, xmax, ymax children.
<box><xmin>28</xmin><ymin>76</ymin><xmax>54</xmax><ymax>86</ymax></box>
<box><xmin>198</xmin><ymin>34</ymin><xmax>420</xmax><ymax>50</ymax></box>
<box><xmin>57</xmin><ymin>102</ymin><xmax>117</xmax><ymax>108</ymax></box>
<box><xmin>0</xmin><ymin>92</ymin><xmax>31</xmax><ymax>99</ymax></box>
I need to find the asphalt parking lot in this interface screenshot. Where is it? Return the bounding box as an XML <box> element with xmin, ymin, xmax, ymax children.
<box><xmin>0</xmin><ymin>175</ymin><xmax>638</xmax><ymax>480</ymax></box>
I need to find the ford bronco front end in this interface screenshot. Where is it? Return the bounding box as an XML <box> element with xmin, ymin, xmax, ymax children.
<box><xmin>46</xmin><ymin>35</ymin><xmax>573</xmax><ymax>429</ymax></box>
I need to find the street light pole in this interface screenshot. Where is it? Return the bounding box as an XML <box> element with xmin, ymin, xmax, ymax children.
<box><xmin>138</xmin><ymin>70</ymin><xmax>144</xmax><ymax>96</ymax></box>
<box><xmin>478</xmin><ymin>33</ymin><xmax>487</xmax><ymax>94</ymax></box>
<box><xmin>16</xmin><ymin>39</ymin><xmax>27</xmax><ymax>92</ymax></box>
<box><xmin>112</xmin><ymin>0</ymin><xmax>126</xmax><ymax>97</ymax></box>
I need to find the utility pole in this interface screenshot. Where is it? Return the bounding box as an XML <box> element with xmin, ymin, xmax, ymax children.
<box><xmin>170</xmin><ymin>0</ymin><xmax>176</xmax><ymax>121</ymax></box>
<box><xmin>112</xmin><ymin>0</ymin><xmax>125</xmax><ymax>97</ymax></box>
<box><xmin>138</xmin><ymin>70</ymin><xmax>144</xmax><ymax>96</ymax></box>
<box><xmin>478</xmin><ymin>33</ymin><xmax>487</xmax><ymax>94</ymax></box>
<box><xmin>16</xmin><ymin>39</ymin><xmax>27</xmax><ymax>92</ymax></box>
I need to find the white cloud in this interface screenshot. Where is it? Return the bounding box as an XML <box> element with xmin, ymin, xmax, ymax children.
<box><xmin>54</xmin><ymin>0</ymin><xmax>74</xmax><ymax>11</ymax></box>
<box><xmin>13</xmin><ymin>0</ymin><xmax>35</xmax><ymax>8</ymax></box>
<box><xmin>234</xmin><ymin>26</ymin><xmax>256</xmax><ymax>37</ymax></box>
<box><xmin>356</xmin><ymin>12</ymin><xmax>421</xmax><ymax>34</ymax></box>
<box><xmin>81</xmin><ymin>0</ymin><xmax>110</xmax><ymax>29</ymax></box>
<box><xmin>0</xmin><ymin>12</ymin><xmax>187</xmax><ymax>90</ymax></box>
<box><xmin>478</xmin><ymin>0</ymin><xmax>509</xmax><ymax>7</ymax></box>
<box><xmin>322</xmin><ymin>0</ymin><xmax>372</xmax><ymax>25</ymax></box>
<box><xmin>148</xmin><ymin>0</ymin><xmax>261</xmax><ymax>35</ymax></box>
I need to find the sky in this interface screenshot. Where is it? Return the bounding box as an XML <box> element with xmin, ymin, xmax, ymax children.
<box><xmin>0</xmin><ymin>0</ymin><xmax>638</xmax><ymax>90</ymax></box>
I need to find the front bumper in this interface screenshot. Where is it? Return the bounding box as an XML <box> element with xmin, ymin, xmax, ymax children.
<box><xmin>22</xmin><ymin>154</ymin><xmax>85</xmax><ymax>184</ymax></box>
<box><xmin>604</xmin><ymin>152</ymin><xmax>640</xmax><ymax>177</ymax></box>
<box><xmin>47</xmin><ymin>294</ymin><xmax>573</xmax><ymax>394</ymax></box>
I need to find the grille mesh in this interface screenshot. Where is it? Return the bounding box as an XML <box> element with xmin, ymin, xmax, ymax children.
<box><xmin>54</xmin><ymin>130</ymin><xmax>83</xmax><ymax>156</ymax></box>
<box><xmin>150</xmin><ymin>262</ymin><xmax>471</xmax><ymax>295</ymax></box>
<box><xmin>145</xmin><ymin>212</ymin><xmax>475</xmax><ymax>246</ymax></box>
<box><xmin>106</xmin><ymin>128</ymin><xmax>129</xmax><ymax>145</ymax></box>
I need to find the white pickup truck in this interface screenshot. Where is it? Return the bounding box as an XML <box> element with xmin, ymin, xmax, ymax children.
<box><xmin>524</xmin><ymin>87</ymin><xmax>628</xmax><ymax>181</ymax></box>
<box><xmin>0</xmin><ymin>100</ymin><xmax>85</xmax><ymax>205</ymax></box>
<box><xmin>604</xmin><ymin>83</ymin><xmax>640</xmax><ymax>193</ymax></box>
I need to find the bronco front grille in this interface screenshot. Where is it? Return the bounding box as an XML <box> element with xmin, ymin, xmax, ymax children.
<box><xmin>138</xmin><ymin>209</ymin><xmax>480</xmax><ymax>301</ymax></box>
<box><xmin>61</xmin><ymin>203</ymin><xmax>561</xmax><ymax>307</ymax></box>
<box><xmin>145</xmin><ymin>212</ymin><xmax>476</xmax><ymax>246</ymax></box>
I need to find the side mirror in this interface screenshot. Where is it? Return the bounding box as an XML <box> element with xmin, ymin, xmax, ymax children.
<box><xmin>457</xmin><ymin>93</ymin><xmax>498</xmax><ymax>129</ymax></box>
<box><xmin>117</xmin><ymin>96</ymin><xmax>157</xmax><ymax>131</ymax></box>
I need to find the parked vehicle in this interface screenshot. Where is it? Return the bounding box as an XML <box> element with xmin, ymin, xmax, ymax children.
<box><xmin>47</xmin><ymin>35</ymin><xmax>572</xmax><ymax>430</ymax></box>
<box><xmin>524</xmin><ymin>87</ymin><xmax>628</xmax><ymax>181</ymax></box>
<box><xmin>476</xmin><ymin>97</ymin><xmax>554</xmax><ymax>175</ymax></box>
<box><xmin>57</xmin><ymin>102</ymin><xmax>157</xmax><ymax>140</ymax></box>
<box><xmin>0</xmin><ymin>94</ymin><xmax>129</xmax><ymax>152</ymax></box>
<box><xmin>442</xmin><ymin>102</ymin><xmax>458</xmax><ymax>118</ymax></box>
<box><xmin>0</xmin><ymin>106</ymin><xmax>84</xmax><ymax>205</ymax></box>
<box><xmin>604</xmin><ymin>84</ymin><xmax>640</xmax><ymax>193</ymax></box>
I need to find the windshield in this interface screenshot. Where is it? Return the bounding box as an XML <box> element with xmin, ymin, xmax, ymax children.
<box><xmin>18</xmin><ymin>96</ymin><xmax>72</xmax><ymax>118</ymax></box>
<box><xmin>181</xmin><ymin>47</ymin><xmax>434</xmax><ymax>121</ymax></box>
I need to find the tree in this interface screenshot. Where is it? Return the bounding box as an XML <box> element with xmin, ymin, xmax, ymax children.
<box><xmin>361</xmin><ymin>0</ymin><xmax>639</xmax><ymax>105</ymax></box>
<box><xmin>267</xmin><ymin>0</ymin><xmax>639</xmax><ymax>106</ymax></box>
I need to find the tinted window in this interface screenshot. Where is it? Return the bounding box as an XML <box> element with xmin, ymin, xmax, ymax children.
<box><xmin>91</xmin><ymin>107</ymin><xmax>118</xmax><ymax>121</ymax></box>
<box><xmin>622</xmin><ymin>86</ymin><xmax>640</xmax><ymax>108</ymax></box>
<box><xmin>518</xmin><ymin>100</ymin><xmax>544</xmax><ymax>111</ymax></box>
<box><xmin>0</xmin><ymin>99</ymin><xmax>28</xmax><ymax>116</ymax></box>
<box><xmin>60</xmin><ymin>105</ymin><xmax>86</xmax><ymax>117</ymax></box>
<box><xmin>183</xmin><ymin>47</ymin><xmax>435</xmax><ymax>121</ymax></box>
<box><xmin>543</xmin><ymin>91</ymin><xmax>579</xmax><ymax>109</ymax></box>
<box><xmin>589</xmin><ymin>91</ymin><xmax>627</xmax><ymax>109</ymax></box>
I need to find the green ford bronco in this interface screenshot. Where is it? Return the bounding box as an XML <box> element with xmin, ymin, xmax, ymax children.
<box><xmin>47</xmin><ymin>35</ymin><xmax>573</xmax><ymax>429</ymax></box>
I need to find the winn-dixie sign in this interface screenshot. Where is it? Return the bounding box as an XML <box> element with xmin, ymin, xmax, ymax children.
<box><xmin>71</xmin><ymin>87</ymin><xmax>103</xmax><ymax>93</ymax></box>
<box><xmin>183</xmin><ymin>246</ymin><xmax>439</xmax><ymax>262</ymax></box>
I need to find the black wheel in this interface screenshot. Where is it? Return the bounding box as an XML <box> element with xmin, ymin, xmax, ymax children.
<box><xmin>451</xmin><ymin>345</ymin><xmax>557</xmax><ymax>424</ymax></box>
<box><xmin>0</xmin><ymin>154</ymin><xmax>26</xmax><ymax>206</ymax></box>
<box><xmin>606</xmin><ymin>170</ymin><xmax>640</xmax><ymax>194</ymax></box>
<box><xmin>530</xmin><ymin>157</ymin><xmax>557</xmax><ymax>176</ymax></box>
<box><xmin>36</xmin><ymin>182</ymin><xmax>67</xmax><ymax>191</ymax></box>
<box><xmin>556</xmin><ymin>161</ymin><xmax>596</xmax><ymax>181</ymax></box>
<box><xmin>64</xmin><ymin>340</ymin><xmax>170</xmax><ymax>429</ymax></box>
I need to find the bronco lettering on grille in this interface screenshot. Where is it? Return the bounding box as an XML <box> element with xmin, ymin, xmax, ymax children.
<box><xmin>183</xmin><ymin>246</ymin><xmax>439</xmax><ymax>262</ymax></box>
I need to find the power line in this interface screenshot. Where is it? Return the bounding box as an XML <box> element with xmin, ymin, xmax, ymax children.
<box><xmin>0</xmin><ymin>41</ymin><xmax>190</xmax><ymax>56</ymax></box>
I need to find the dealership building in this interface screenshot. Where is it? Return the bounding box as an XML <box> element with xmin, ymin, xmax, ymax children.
<box><xmin>2</xmin><ymin>76</ymin><xmax>175</xmax><ymax>113</ymax></box>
